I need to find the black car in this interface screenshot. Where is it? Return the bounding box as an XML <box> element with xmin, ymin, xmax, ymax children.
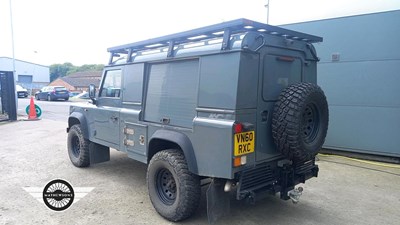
<box><xmin>35</xmin><ymin>86</ymin><xmax>70</xmax><ymax>101</ymax></box>
<box><xmin>69</xmin><ymin>91</ymin><xmax>81</xmax><ymax>97</ymax></box>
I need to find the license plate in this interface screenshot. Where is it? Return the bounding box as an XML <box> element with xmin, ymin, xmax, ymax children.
<box><xmin>234</xmin><ymin>131</ymin><xmax>255</xmax><ymax>156</ymax></box>
<box><xmin>58</xmin><ymin>91</ymin><xmax>66</xmax><ymax>94</ymax></box>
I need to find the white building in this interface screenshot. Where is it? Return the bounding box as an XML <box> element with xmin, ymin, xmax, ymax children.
<box><xmin>282</xmin><ymin>10</ymin><xmax>400</xmax><ymax>158</ymax></box>
<box><xmin>0</xmin><ymin>57</ymin><xmax>49</xmax><ymax>91</ymax></box>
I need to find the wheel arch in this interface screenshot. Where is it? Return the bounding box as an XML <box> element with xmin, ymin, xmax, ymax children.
<box><xmin>68</xmin><ymin>112</ymin><xmax>89</xmax><ymax>139</ymax></box>
<box><xmin>148</xmin><ymin>130</ymin><xmax>198</xmax><ymax>174</ymax></box>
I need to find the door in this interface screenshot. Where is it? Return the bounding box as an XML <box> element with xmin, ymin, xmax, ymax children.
<box><xmin>93</xmin><ymin>69</ymin><xmax>122</xmax><ymax>148</ymax></box>
<box><xmin>18</xmin><ymin>75</ymin><xmax>33</xmax><ymax>90</ymax></box>
<box><xmin>256</xmin><ymin>52</ymin><xmax>303</xmax><ymax>161</ymax></box>
<box><xmin>38</xmin><ymin>87</ymin><xmax>46</xmax><ymax>99</ymax></box>
<box><xmin>119</xmin><ymin>64</ymin><xmax>148</xmax><ymax>162</ymax></box>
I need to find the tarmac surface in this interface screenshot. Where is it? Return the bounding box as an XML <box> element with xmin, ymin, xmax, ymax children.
<box><xmin>1</xmin><ymin>118</ymin><xmax>400</xmax><ymax>225</ymax></box>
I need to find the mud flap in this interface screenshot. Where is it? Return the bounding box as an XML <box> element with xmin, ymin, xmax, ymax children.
<box><xmin>206</xmin><ymin>178</ymin><xmax>230</xmax><ymax>224</ymax></box>
<box><xmin>89</xmin><ymin>142</ymin><xmax>110</xmax><ymax>164</ymax></box>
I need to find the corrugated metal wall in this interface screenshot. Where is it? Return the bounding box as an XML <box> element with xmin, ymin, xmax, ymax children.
<box><xmin>283</xmin><ymin>10</ymin><xmax>400</xmax><ymax>157</ymax></box>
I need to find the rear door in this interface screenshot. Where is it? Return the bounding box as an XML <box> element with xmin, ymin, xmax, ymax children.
<box><xmin>256</xmin><ymin>49</ymin><xmax>303</xmax><ymax>161</ymax></box>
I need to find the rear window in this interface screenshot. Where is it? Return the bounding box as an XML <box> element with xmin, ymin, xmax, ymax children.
<box><xmin>262</xmin><ymin>54</ymin><xmax>302</xmax><ymax>101</ymax></box>
<box><xmin>55</xmin><ymin>87</ymin><xmax>67</xmax><ymax>91</ymax></box>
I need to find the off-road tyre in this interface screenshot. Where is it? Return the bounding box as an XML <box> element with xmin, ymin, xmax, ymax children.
<box><xmin>272</xmin><ymin>83</ymin><xmax>329</xmax><ymax>162</ymax></box>
<box><xmin>67</xmin><ymin>124</ymin><xmax>90</xmax><ymax>167</ymax></box>
<box><xmin>147</xmin><ymin>149</ymin><xmax>201</xmax><ymax>222</ymax></box>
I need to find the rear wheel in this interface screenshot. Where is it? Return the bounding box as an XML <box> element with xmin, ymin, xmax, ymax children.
<box><xmin>67</xmin><ymin>124</ymin><xmax>90</xmax><ymax>167</ymax></box>
<box><xmin>147</xmin><ymin>149</ymin><xmax>200</xmax><ymax>221</ymax></box>
<box><xmin>35</xmin><ymin>95</ymin><xmax>39</xmax><ymax>100</ymax></box>
<box><xmin>47</xmin><ymin>95</ymin><xmax>52</xmax><ymax>101</ymax></box>
<box><xmin>272</xmin><ymin>83</ymin><xmax>329</xmax><ymax>162</ymax></box>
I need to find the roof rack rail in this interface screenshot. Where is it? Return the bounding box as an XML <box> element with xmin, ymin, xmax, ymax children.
<box><xmin>107</xmin><ymin>18</ymin><xmax>322</xmax><ymax>64</ymax></box>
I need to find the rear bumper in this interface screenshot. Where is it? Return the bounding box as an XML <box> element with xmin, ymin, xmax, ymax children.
<box><xmin>236</xmin><ymin>159</ymin><xmax>318</xmax><ymax>201</ymax></box>
<box><xmin>17</xmin><ymin>91</ymin><xmax>28</xmax><ymax>98</ymax></box>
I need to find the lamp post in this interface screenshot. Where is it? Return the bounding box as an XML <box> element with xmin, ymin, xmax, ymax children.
<box><xmin>265</xmin><ymin>0</ymin><xmax>270</xmax><ymax>24</ymax></box>
<box><xmin>9</xmin><ymin>0</ymin><xmax>16</xmax><ymax>72</ymax></box>
<box><xmin>30</xmin><ymin>51</ymin><xmax>38</xmax><ymax>96</ymax></box>
<box><xmin>9</xmin><ymin>0</ymin><xmax>18</xmax><ymax>115</ymax></box>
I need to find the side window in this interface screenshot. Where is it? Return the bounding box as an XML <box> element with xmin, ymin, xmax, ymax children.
<box><xmin>100</xmin><ymin>69</ymin><xmax>122</xmax><ymax>98</ymax></box>
<box><xmin>122</xmin><ymin>64</ymin><xmax>144</xmax><ymax>103</ymax></box>
<box><xmin>144</xmin><ymin>59</ymin><xmax>199</xmax><ymax>128</ymax></box>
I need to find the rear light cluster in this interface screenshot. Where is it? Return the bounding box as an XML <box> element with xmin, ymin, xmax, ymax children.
<box><xmin>234</xmin><ymin>123</ymin><xmax>243</xmax><ymax>133</ymax></box>
<box><xmin>233</xmin><ymin>122</ymin><xmax>247</xmax><ymax>167</ymax></box>
<box><xmin>233</xmin><ymin>155</ymin><xmax>247</xmax><ymax>167</ymax></box>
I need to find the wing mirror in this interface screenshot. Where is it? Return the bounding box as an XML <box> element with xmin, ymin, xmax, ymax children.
<box><xmin>88</xmin><ymin>84</ymin><xmax>97</xmax><ymax>104</ymax></box>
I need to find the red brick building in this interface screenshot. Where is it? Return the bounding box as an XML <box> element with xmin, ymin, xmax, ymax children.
<box><xmin>49</xmin><ymin>71</ymin><xmax>102</xmax><ymax>92</ymax></box>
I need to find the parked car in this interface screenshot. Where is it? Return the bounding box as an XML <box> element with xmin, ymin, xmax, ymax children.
<box><xmin>35</xmin><ymin>86</ymin><xmax>70</xmax><ymax>101</ymax></box>
<box><xmin>70</xmin><ymin>91</ymin><xmax>90</xmax><ymax>102</ymax></box>
<box><xmin>74</xmin><ymin>91</ymin><xmax>89</xmax><ymax>99</ymax></box>
<box><xmin>16</xmin><ymin>85</ymin><xmax>29</xmax><ymax>98</ymax></box>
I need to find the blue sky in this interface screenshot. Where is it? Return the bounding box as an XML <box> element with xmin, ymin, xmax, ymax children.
<box><xmin>1</xmin><ymin>0</ymin><xmax>399</xmax><ymax>66</ymax></box>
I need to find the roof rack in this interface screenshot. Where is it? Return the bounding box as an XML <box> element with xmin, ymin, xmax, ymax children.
<box><xmin>107</xmin><ymin>18</ymin><xmax>322</xmax><ymax>64</ymax></box>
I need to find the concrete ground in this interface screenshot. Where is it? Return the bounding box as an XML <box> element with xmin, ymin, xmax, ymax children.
<box><xmin>1</xmin><ymin>119</ymin><xmax>399</xmax><ymax>225</ymax></box>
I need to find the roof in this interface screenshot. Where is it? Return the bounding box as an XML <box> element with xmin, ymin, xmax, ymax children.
<box><xmin>60</xmin><ymin>76</ymin><xmax>101</xmax><ymax>87</ymax></box>
<box><xmin>280</xmin><ymin>9</ymin><xmax>400</xmax><ymax>26</ymax></box>
<box><xmin>66</xmin><ymin>71</ymin><xmax>102</xmax><ymax>78</ymax></box>
<box><xmin>59</xmin><ymin>71</ymin><xmax>102</xmax><ymax>87</ymax></box>
<box><xmin>0</xmin><ymin>57</ymin><xmax>49</xmax><ymax>68</ymax></box>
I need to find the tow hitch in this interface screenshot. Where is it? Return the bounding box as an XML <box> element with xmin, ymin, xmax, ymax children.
<box><xmin>288</xmin><ymin>187</ymin><xmax>303</xmax><ymax>204</ymax></box>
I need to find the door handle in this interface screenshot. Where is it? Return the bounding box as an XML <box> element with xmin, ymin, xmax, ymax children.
<box><xmin>161</xmin><ymin>117</ymin><xmax>170</xmax><ymax>125</ymax></box>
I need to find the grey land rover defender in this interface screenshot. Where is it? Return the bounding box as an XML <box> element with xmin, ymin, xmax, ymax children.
<box><xmin>67</xmin><ymin>18</ymin><xmax>328</xmax><ymax>222</ymax></box>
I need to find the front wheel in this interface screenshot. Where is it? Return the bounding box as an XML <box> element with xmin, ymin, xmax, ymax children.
<box><xmin>67</xmin><ymin>124</ymin><xmax>90</xmax><ymax>167</ymax></box>
<box><xmin>147</xmin><ymin>149</ymin><xmax>200</xmax><ymax>222</ymax></box>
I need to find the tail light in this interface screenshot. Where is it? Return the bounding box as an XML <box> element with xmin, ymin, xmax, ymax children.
<box><xmin>234</xmin><ymin>123</ymin><xmax>243</xmax><ymax>133</ymax></box>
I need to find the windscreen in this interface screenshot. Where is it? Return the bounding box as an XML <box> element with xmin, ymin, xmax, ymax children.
<box><xmin>55</xmin><ymin>87</ymin><xmax>67</xmax><ymax>91</ymax></box>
